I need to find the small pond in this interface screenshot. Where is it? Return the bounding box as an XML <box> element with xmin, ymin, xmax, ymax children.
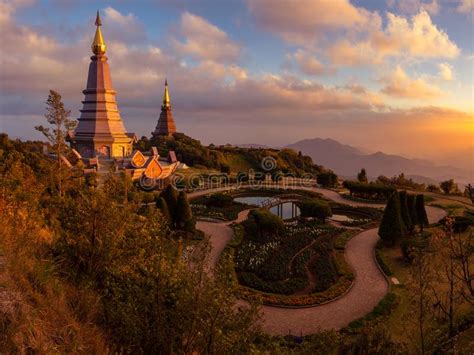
<box><xmin>234</xmin><ymin>196</ymin><xmax>300</xmax><ymax>220</ymax></box>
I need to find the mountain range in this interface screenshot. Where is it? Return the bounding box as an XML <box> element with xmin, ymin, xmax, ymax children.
<box><xmin>285</xmin><ymin>138</ymin><xmax>472</xmax><ymax>184</ymax></box>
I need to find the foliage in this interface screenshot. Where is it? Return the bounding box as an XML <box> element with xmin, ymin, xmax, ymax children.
<box><xmin>426</xmin><ymin>184</ymin><xmax>441</xmax><ymax>193</ymax></box>
<box><xmin>230</xmin><ymin>219</ymin><xmax>353</xmax><ymax>305</ymax></box>
<box><xmin>346</xmin><ymin>293</ymin><xmax>398</xmax><ymax>331</ymax></box>
<box><xmin>407</xmin><ymin>193</ymin><xmax>418</xmax><ymax>228</ymax></box>
<box><xmin>415</xmin><ymin>194</ymin><xmax>429</xmax><ymax>232</ymax></box>
<box><xmin>376</xmin><ymin>172</ymin><xmax>426</xmax><ymax>191</ymax></box>
<box><xmin>299</xmin><ymin>199</ymin><xmax>332</xmax><ymax>221</ymax></box>
<box><xmin>378</xmin><ymin>191</ymin><xmax>406</xmax><ymax>245</ymax></box>
<box><xmin>440</xmin><ymin>215</ymin><xmax>474</xmax><ymax>233</ymax></box>
<box><xmin>243</xmin><ymin>209</ymin><xmax>285</xmax><ymax>242</ymax></box>
<box><xmin>191</xmin><ymin>193</ymin><xmax>250</xmax><ymax>220</ymax></box>
<box><xmin>206</xmin><ymin>192</ymin><xmax>233</xmax><ymax>207</ymax></box>
<box><xmin>357</xmin><ymin>168</ymin><xmax>368</xmax><ymax>183</ymax></box>
<box><xmin>398</xmin><ymin>190</ymin><xmax>412</xmax><ymax>233</ymax></box>
<box><xmin>317</xmin><ymin>171</ymin><xmax>338</xmax><ymax>187</ymax></box>
<box><xmin>147</xmin><ymin>133</ymin><xmax>324</xmax><ymax>176</ymax></box>
<box><xmin>155</xmin><ymin>196</ymin><xmax>171</xmax><ymax>223</ymax></box>
<box><xmin>35</xmin><ymin>90</ymin><xmax>76</xmax><ymax>197</ymax></box>
<box><xmin>175</xmin><ymin>190</ymin><xmax>195</xmax><ymax>233</ymax></box>
<box><xmin>343</xmin><ymin>180</ymin><xmax>395</xmax><ymax>200</ymax></box>
<box><xmin>160</xmin><ymin>184</ymin><xmax>178</xmax><ymax>226</ymax></box>
<box><xmin>440</xmin><ymin>179</ymin><xmax>456</xmax><ymax>194</ymax></box>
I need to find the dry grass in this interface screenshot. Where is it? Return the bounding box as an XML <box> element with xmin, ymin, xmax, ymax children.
<box><xmin>380</xmin><ymin>226</ymin><xmax>473</xmax><ymax>351</ymax></box>
<box><xmin>0</xmin><ymin>199</ymin><xmax>110</xmax><ymax>354</ymax></box>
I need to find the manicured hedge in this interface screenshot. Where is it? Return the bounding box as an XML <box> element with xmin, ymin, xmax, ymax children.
<box><xmin>343</xmin><ymin>181</ymin><xmax>395</xmax><ymax>200</ymax></box>
<box><xmin>238</xmin><ymin>272</ymin><xmax>307</xmax><ymax>295</ymax></box>
<box><xmin>299</xmin><ymin>199</ymin><xmax>332</xmax><ymax>221</ymax></box>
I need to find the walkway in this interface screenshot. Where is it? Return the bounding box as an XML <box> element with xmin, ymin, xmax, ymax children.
<box><xmin>192</xmin><ymin>187</ymin><xmax>447</xmax><ymax>335</ymax></box>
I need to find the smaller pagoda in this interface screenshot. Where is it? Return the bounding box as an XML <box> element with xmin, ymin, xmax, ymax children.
<box><xmin>153</xmin><ymin>80</ymin><xmax>177</xmax><ymax>137</ymax></box>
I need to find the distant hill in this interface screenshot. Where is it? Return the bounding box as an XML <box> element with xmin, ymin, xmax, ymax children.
<box><xmin>286</xmin><ymin>138</ymin><xmax>472</xmax><ymax>184</ymax></box>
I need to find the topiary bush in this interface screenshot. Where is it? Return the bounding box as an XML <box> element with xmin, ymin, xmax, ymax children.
<box><xmin>299</xmin><ymin>199</ymin><xmax>332</xmax><ymax>221</ymax></box>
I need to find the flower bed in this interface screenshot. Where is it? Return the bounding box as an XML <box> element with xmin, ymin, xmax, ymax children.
<box><xmin>190</xmin><ymin>194</ymin><xmax>249</xmax><ymax>221</ymax></box>
<box><xmin>219</xmin><ymin>221</ymin><xmax>356</xmax><ymax>307</ymax></box>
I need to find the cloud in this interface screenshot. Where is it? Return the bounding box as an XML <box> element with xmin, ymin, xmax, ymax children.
<box><xmin>438</xmin><ymin>62</ymin><xmax>454</xmax><ymax>81</ymax></box>
<box><xmin>380</xmin><ymin>66</ymin><xmax>441</xmax><ymax>99</ymax></box>
<box><xmin>102</xmin><ymin>7</ymin><xmax>147</xmax><ymax>44</ymax></box>
<box><xmin>0</xmin><ymin>0</ymin><xmax>471</xmax><ymax>159</ymax></box>
<box><xmin>290</xmin><ymin>50</ymin><xmax>334</xmax><ymax>76</ymax></box>
<box><xmin>457</xmin><ymin>0</ymin><xmax>474</xmax><ymax>13</ymax></box>
<box><xmin>374</xmin><ymin>11</ymin><xmax>459</xmax><ymax>58</ymax></box>
<box><xmin>104</xmin><ymin>7</ymin><xmax>136</xmax><ymax>26</ymax></box>
<box><xmin>328</xmin><ymin>40</ymin><xmax>379</xmax><ymax>66</ymax></box>
<box><xmin>387</xmin><ymin>0</ymin><xmax>439</xmax><ymax>15</ymax></box>
<box><xmin>246</xmin><ymin>0</ymin><xmax>374</xmax><ymax>44</ymax></box>
<box><xmin>172</xmin><ymin>12</ymin><xmax>240</xmax><ymax>63</ymax></box>
<box><xmin>328</xmin><ymin>10</ymin><xmax>460</xmax><ymax>66</ymax></box>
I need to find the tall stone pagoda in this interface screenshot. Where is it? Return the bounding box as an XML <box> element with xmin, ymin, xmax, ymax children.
<box><xmin>153</xmin><ymin>80</ymin><xmax>177</xmax><ymax>137</ymax></box>
<box><xmin>72</xmin><ymin>11</ymin><xmax>134</xmax><ymax>158</ymax></box>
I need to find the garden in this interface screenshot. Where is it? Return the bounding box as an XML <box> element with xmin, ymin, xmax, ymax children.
<box><xmin>190</xmin><ymin>192</ymin><xmax>251</xmax><ymax>221</ymax></box>
<box><xmin>219</xmin><ymin>203</ymin><xmax>378</xmax><ymax>307</ymax></box>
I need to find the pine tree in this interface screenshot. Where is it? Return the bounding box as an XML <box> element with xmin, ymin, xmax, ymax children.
<box><xmin>379</xmin><ymin>191</ymin><xmax>406</xmax><ymax>245</ymax></box>
<box><xmin>399</xmin><ymin>190</ymin><xmax>412</xmax><ymax>234</ymax></box>
<box><xmin>407</xmin><ymin>194</ymin><xmax>418</xmax><ymax>233</ymax></box>
<box><xmin>415</xmin><ymin>194</ymin><xmax>429</xmax><ymax>233</ymax></box>
<box><xmin>156</xmin><ymin>196</ymin><xmax>171</xmax><ymax>223</ymax></box>
<box><xmin>161</xmin><ymin>184</ymin><xmax>178</xmax><ymax>226</ymax></box>
<box><xmin>176</xmin><ymin>191</ymin><xmax>195</xmax><ymax>233</ymax></box>
<box><xmin>35</xmin><ymin>90</ymin><xmax>76</xmax><ymax>197</ymax></box>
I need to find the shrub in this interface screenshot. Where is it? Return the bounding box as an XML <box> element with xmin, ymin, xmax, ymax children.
<box><xmin>300</xmin><ymin>199</ymin><xmax>332</xmax><ymax>221</ymax></box>
<box><xmin>160</xmin><ymin>185</ymin><xmax>178</xmax><ymax>225</ymax></box>
<box><xmin>175</xmin><ymin>191</ymin><xmax>195</xmax><ymax>233</ymax></box>
<box><xmin>317</xmin><ymin>171</ymin><xmax>338</xmax><ymax>187</ymax></box>
<box><xmin>378</xmin><ymin>191</ymin><xmax>406</xmax><ymax>245</ymax></box>
<box><xmin>206</xmin><ymin>193</ymin><xmax>233</xmax><ymax>208</ymax></box>
<box><xmin>357</xmin><ymin>168</ymin><xmax>368</xmax><ymax>183</ymax></box>
<box><xmin>407</xmin><ymin>194</ymin><xmax>418</xmax><ymax>228</ymax></box>
<box><xmin>415</xmin><ymin>194</ymin><xmax>429</xmax><ymax>232</ymax></box>
<box><xmin>243</xmin><ymin>209</ymin><xmax>285</xmax><ymax>242</ymax></box>
<box><xmin>343</xmin><ymin>181</ymin><xmax>395</xmax><ymax>200</ymax></box>
<box><xmin>155</xmin><ymin>196</ymin><xmax>171</xmax><ymax>222</ymax></box>
<box><xmin>398</xmin><ymin>191</ymin><xmax>412</xmax><ymax>233</ymax></box>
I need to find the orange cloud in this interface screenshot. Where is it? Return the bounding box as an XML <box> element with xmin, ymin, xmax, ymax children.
<box><xmin>172</xmin><ymin>12</ymin><xmax>241</xmax><ymax>63</ymax></box>
<box><xmin>247</xmin><ymin>0</ymin><xmax>373</xmax><ymax>44</ymax></box>
<box><xmin>328</xmin><ymin>10</ymin><xmax>460</xmax><ymax>67</ymax></box>
<box><xmin>438</xmin><ymin>63</ymin><xmax>454</xmax><ymax>81</ymax></box>
<box><xmin>290</xmin><ymin>49</ymin><xmax>334</xmax><ymax>76</ymax></box>
<box><xmin>381</xmin><ymin>66</ymin><xmax>441</xmax><ymax>99</ymax></box>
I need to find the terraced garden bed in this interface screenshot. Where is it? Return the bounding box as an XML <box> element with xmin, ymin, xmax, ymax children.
<box><xmin>190</xmin><ymin>192</ymin><xmax>250</xmax><ymax>221</ymax></box>
<box><xmin>219</xmin><ymin>220</ymin><xmax>358</xmax><ymax>307</ymax></box>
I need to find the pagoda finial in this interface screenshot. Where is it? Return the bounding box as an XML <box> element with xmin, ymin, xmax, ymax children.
<box><xmin>95</xmin><ymin>10</ymin><xmax>102</xmax><ymax>26</ymax></box>
<box><xmin>162</xmin><ymin>79</ymin><xmax>171</xmax><ymax>109</ymax></box>
<box><xmin>92</xmin><ymin>10</ymin><xmax>106</xmax><ymax>55</ymax></box>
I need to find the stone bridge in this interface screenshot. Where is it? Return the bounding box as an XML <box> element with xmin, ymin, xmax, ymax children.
<box><xmin>259</xmin><ymin>193</ymin><xmax>307</xmax><ymax>209</ymax></box>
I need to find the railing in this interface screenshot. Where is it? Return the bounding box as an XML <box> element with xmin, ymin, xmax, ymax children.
<box><xmin>260</xmin><ymin>193</ymin><xmax>307</xmax><ymax>209</ymax></box>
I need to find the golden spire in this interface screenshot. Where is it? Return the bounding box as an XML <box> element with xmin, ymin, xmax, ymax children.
<box><xmin>162</xmin><ymin>79</ymin><xmax>171</xmax><ymax>108</ymax></box>
<box><xmin>91</xmin><ymin>10</ymin><xmax>106</xmax><ymax>55</ymax></box>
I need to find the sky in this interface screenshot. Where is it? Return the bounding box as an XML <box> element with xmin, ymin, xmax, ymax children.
<box><xmin>0</xmin><ymin>0</ymin><xmax>473</xmax><ymax>165</ymax></box>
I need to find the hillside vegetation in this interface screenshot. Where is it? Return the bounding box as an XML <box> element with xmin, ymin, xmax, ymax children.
<box><xmin>137</xmin><ymin>133</ymin><xmax>326</xmax><ymax>177</ymax></box>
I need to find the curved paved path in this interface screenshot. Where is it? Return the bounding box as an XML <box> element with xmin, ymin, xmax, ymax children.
<box><xmin>191</xmin><ymin>187</ymin><xmax>446</xmax><ymax>335</ymax></box>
